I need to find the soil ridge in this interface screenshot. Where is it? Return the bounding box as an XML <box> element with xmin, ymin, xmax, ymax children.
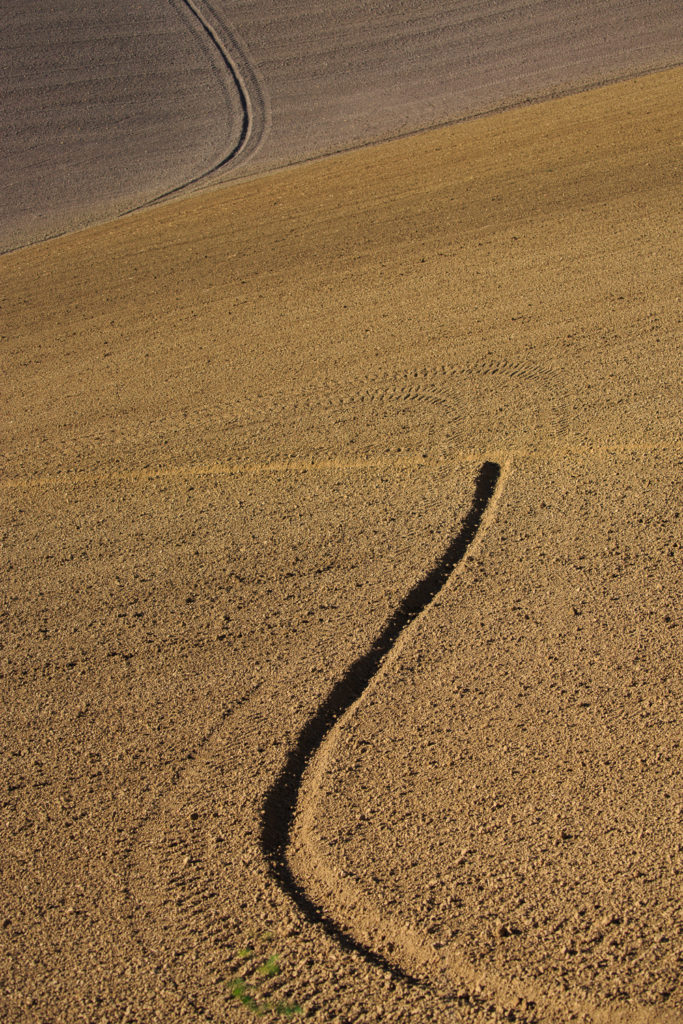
<box><xmin>138</xmin><ymin>0</ymin><xmax>266</xmax><ymax>205</ymax></box>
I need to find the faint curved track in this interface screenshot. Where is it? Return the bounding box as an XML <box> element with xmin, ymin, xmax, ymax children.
<box><xmin>260</xmin><ymin>461</ymin><xmax>503</xmax><ymax>990</ymax></box>
<box><xmin>140</xmin><ymin>0</ymin><xmax>266</xmax><ymax>206</ymax></box>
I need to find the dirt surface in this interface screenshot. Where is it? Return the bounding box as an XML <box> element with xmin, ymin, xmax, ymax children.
<box><xmin>1</xmin><ymin>67</ymin><xmax>682</xmax><ymax>1023</ymax></box>
<box><xmin>1</xmin><ymin>0</ymin><xmax>247</xmax><ymax>253</ymax></box>
<box><xmin>3</xmin><ymin>0</ymin><xmax>682</xmax><ymax>251</ymax></box>
<box><xmin>221</xmin><ymin>0</ymin><xmax>683</xmax><ymax>177</ymax></box>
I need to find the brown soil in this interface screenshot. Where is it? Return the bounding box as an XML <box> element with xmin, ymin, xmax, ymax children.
<box><xmin>1</xmin><ymin>68</ymin><xmax>682</xmax><ymax>1022</ymax></box>
<box><xmin>4</xmin><ymin>0</ymin><xmax>681</xmax><ymax>251</ymax></box>
<box><xmin>1</xmin><ymin>0</ymin><xmax>246</xmax><ymax>253</ymax></box>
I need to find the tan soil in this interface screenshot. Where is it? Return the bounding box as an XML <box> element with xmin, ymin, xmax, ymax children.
<box><xmin>1</xmin><ymin>68</ymin><xmax>682</xmax><ymax>1022</ymax></box>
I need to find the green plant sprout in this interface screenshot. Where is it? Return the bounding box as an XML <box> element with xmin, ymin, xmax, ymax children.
<box><xmin>229</xmin><ymin>978</ymin><xmax>262</xmax><ymax>1014</ymax></box>
<box><xmin>272</xmin><ymin>999</ymin><xmax>303</xmax><ymax>1019</ymax></box>
<box><xmin>257</xmin><ymin>954</ymin><xmax>281</xmax><ymax>979</ymax></box>
<box><xmin>228</xmin><ymin>951</ymin><xmax>301</xmax><ymax>1018</ymax></box>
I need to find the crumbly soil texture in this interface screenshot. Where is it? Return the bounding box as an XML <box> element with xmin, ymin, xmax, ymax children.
<box><xmin>1</xmin><ymin>53</ymin><xmax>682</xmax><ymax>1024</ymax></box>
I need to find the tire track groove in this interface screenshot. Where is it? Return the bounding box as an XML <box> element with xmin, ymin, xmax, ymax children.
<box><xmin>260</xmin><ymin>460</ymin><xmax>502</xmax><ymax>986</ymax></box>
<box><xmin>139</xmin><ymin>0</ymin><xmax>266</xmax><ymax>209</ymax></box>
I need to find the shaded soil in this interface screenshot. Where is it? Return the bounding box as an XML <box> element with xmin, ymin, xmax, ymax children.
<box><xmin>3</xmin><ymin>0</ymin><xmax>681</xmax><ymax>250</ymax></box>
<box><xmin>0</xmin><ymin>0</ymin><xmax>246</xmax><ymax>252</ymax></box>
<box><xmin>221</xmin><ymin>0</ymin><xmax>683</xmax><ymax>179</ymax></box>
<box><xmin>1</xmin><ymin>68</ymin><xmax>682</xmax><ymax>1022</ymax></box>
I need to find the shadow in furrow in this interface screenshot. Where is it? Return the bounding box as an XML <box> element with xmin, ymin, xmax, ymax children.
<box><xmin>260</xmin><ymin>460</ymin><xmax>501</xmax><ymax>987</ymax></box>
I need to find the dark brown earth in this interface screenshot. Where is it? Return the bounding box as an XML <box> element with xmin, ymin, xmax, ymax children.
<box><xmin>1</xmin><ymin>66</ymin><xmax>681</xmax><ymax>1022</ymax></box>
<box><xmin>226</xmin><ymin>0</ymin><xmax>683</xmax><ymax>176</ymax></box>
<box><xmin>3</xmin><ymin>0</ymin><xmax>682</xmax><ymax>251</ymax></box>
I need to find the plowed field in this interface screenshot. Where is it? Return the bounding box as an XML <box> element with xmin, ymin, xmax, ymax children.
<box><xmin>1</xmin><ymin>56</ymin><xmax>681</xmax><ymax>1024</ymax></box>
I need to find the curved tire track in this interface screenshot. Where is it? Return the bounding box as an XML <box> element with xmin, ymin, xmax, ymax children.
<box><xmin>260</xmin><ymin>460</ymin><xmax>503</xmax><ymax>991</ymax></box>
<box><xmin>136</xmin><ymin>0</ymin><xmax>267</xmax><ymax>210</ymax></box>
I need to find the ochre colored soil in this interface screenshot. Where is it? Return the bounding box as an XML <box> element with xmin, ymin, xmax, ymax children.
<box><xmin>1</xmin><ymin>68</ymin><xmax>681</xmax><ymax>1022</ymax></box>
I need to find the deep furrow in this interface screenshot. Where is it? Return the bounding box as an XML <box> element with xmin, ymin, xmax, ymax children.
<box><xmin>136</xmin><ymin>0</ymin><xmax>266</xmax><ymax>210</ymax></box>
<box><xmin>260</xmin><ymin>460</ymin><xmax>502</xmax><ymax>987</ymax></box>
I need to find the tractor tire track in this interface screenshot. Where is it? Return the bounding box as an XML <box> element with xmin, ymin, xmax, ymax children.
<box><xmin>137</xmin><ymin>0</ymin><xmax>267</xmax><ymax>209</ymax></box>
<box><xmin>260</xmin><ymin>460</ymin><xmax>504</xmax><ymax>994</ymax></box>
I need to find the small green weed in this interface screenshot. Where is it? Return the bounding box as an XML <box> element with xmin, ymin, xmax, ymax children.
<box><xmin>228</xmin><ymin>950</ymin><xmax>301</xmax><ymax>1018</ymax></box>
<box><xmin>229</xmin><ymin>978</ymin><xmax>262</xmax><ymax>1014</ymax></box>
<box><xmin>257</xmin><ymin>955</ymin><xmax>281</xmax><ymax>979</ymax></box>
<box><xmin>272</xmin><ymin>999</ymin><xmax>302</xmax><ymax>1018</ymax></box>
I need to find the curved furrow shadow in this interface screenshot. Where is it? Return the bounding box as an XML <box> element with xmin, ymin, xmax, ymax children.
<box><xmin>134</xmin><ymin>0</ymin><xmax>266</xmax><ymax>212</ymax></box>
<box><xmin>260</xmin><ymin>461</ymin><xmax>502</xmax><ymax>988</ymax></box>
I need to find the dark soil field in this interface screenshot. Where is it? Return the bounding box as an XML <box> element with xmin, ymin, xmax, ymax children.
<box><xmin>3</xmin><ymin>0</ymin><xmax>681</xmax><ymax>250</ymax></box>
